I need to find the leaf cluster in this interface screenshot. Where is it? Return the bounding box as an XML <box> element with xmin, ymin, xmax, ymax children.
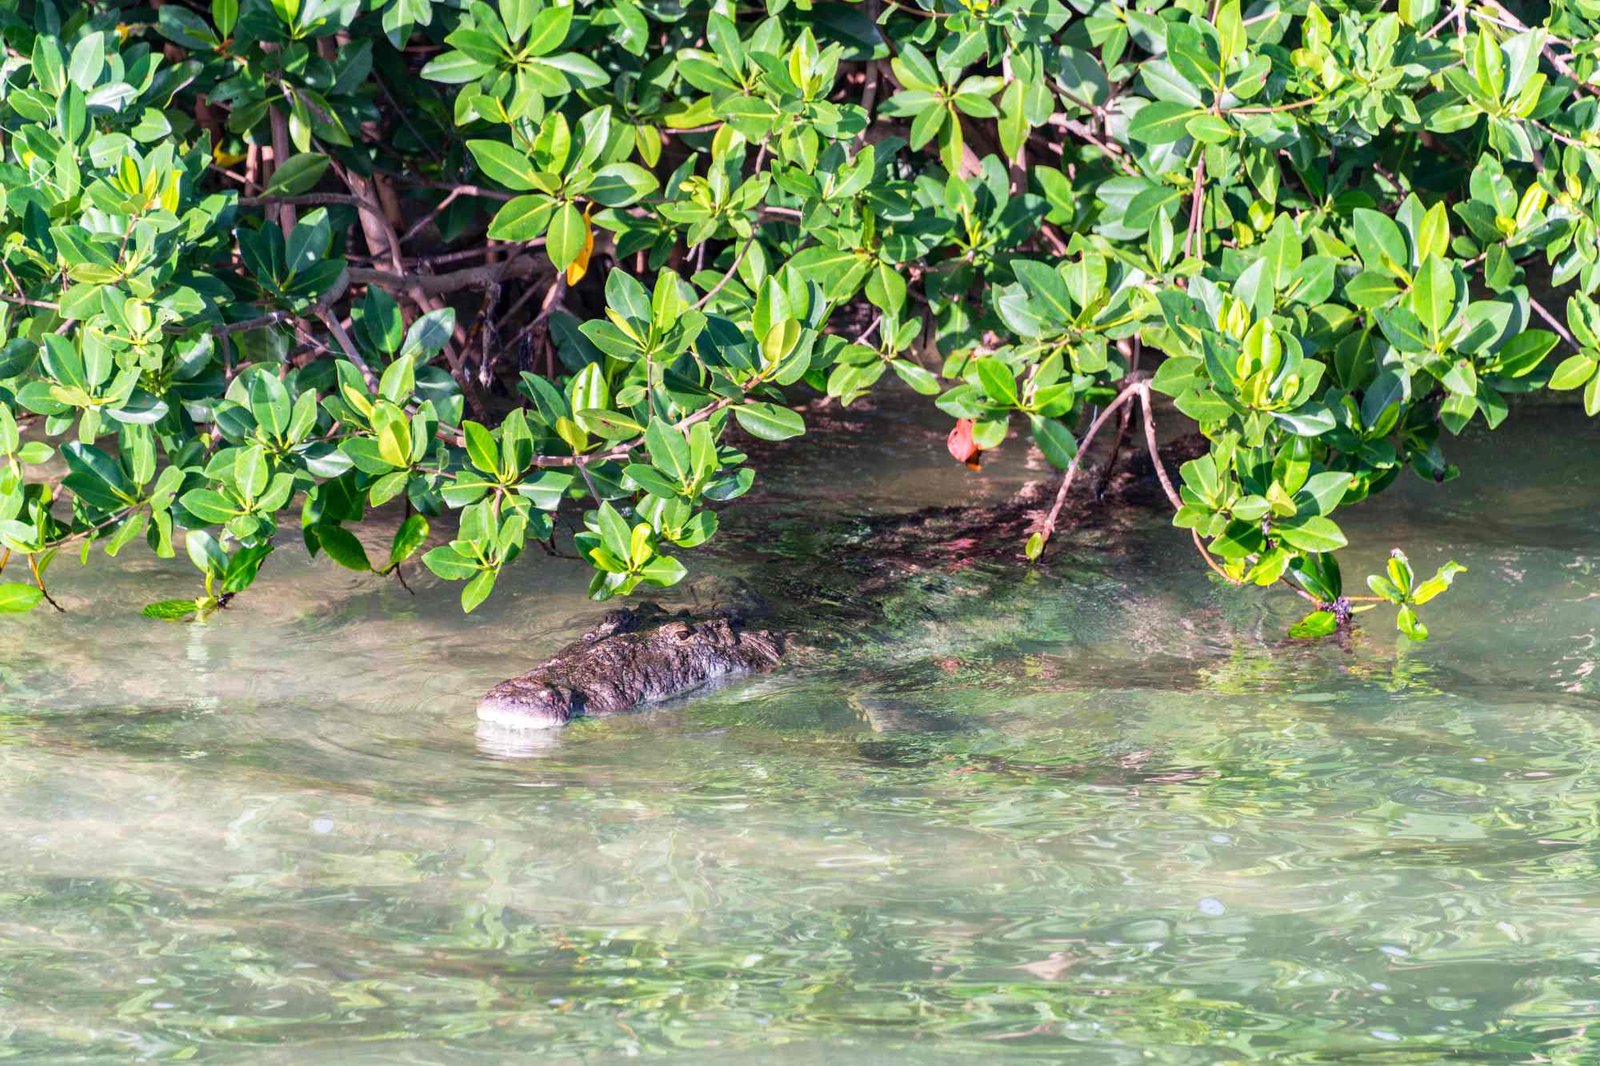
<box><xmin>3</xmin><ymin>0</ymin><xmax>1596</xmax><ymax>637</ymax></box>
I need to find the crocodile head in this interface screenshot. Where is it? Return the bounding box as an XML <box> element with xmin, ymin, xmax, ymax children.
<box><xmin>475</xmin><ymin>677</ymin><xmax>585</xmax><ymax>730</ymax></box>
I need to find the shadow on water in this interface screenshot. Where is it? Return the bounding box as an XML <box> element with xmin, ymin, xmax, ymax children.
<box><xmin>2</xmin><ymin>394</ymin><xmax>1600</xmax><ymax>1062</ymax></box>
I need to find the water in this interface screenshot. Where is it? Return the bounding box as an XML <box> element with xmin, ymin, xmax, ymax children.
<box><xmin>2</xmin><ymin>398</ymin><xmax>1598</xmax><ymax>1063</ymax></box>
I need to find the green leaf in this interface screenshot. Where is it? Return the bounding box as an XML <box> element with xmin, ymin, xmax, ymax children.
<box><xmin>389</xmin><ymin>515</ymin><xmax>430</xmax><ymax>567</ymax></box>
<box><xmin>524</xmin><ymin>4</ymin><xmax>573</xmax><ymax>55</ymax></box>
<box><xmin>423</xmin><ymin>546</ymin><xmax>480</xmax><ymax>581</ymax></box>
<box><xmin>487</xmin><ymin>195</ymin><xmax>556</xmax><ymax>241</ymax></box>
<box><xmin>1440</xmin><ymin>359</ymin><xmax>1477</xmax><ymax>397</ymax></box>
<box><xmin>463</xmin><ymin>420</ymin><xmax>499</xmax><ymax>476</ymax></box>
<box><xmin>1548</xmin><ymin>354</ymin><xmax>1597</xmax><ymax>390</ymax></box>
<box><xmin>1029</xmin><ymin>415</ymin><xmax>1077</xmax><ymax>469</ymax></box>
<box><xmin>68</xmin><ymin>32</ymin><xmax>105</xmax><ymax>91</ymax></box>
<box><xmin>547</xmin><ymin>202</ymin><xmax>586</xmax><ymax>270</ymax></box>
<box><xmin>1012</xmin><ymin>260</ymin><xmax>1074</xmax><ymax>322</ymax></box>
<box><xmin>467</xmin><ymin>140</ymin><xmax>543</xmax><ymax>191</ymax></box>
<box><xmin>975</xmin><ymin>358</ymin><xmax>1019</xmax><ymax>407</ymax></box>
<box><xmin>594</xmin><ymin>501</ymin><xmax>632</xmax><ymax>561</ymax></box>
<box><xmin>1396</xmin><ymin>604</ymin><xmax>1429</xmax><ymax>641</ymax></box>
<box><xmin>0</xmin><ymin>338</ymin><xmax>38</xmax><ymax>378</ymax></box>
<box><xmin>1411</xmin><ymin>560</ymin><xmax>1466</xmax><ymax>604</ymax></box>
<box><xmin>222</xmin><ymin>544</ymin><xmax>272</xmax><ymax>595</ymax></box>
<box><xmin>400</xmin><ymin>308</ymin><xmax>457</xmax><ymax>359</ymax></box>
<box><xmin>1127</xmin><ymin>101</ymin><xmax>1201</xmax><ymax>144</ymax></box>
<box><xmin>1185</xmin><ymin>113</ymin><xmax>1233</xmax><ymax>143</ymax></box>
<box><xmin>1374</xmin><ymin>307</ymin><xmax>1430</xmax><ymax>354</ymax></box>
<box><xmin>1410</xmin><ymin>256</ymin><xmax>1456</xmax><ymax>335</ymax></box>
<box><xmin>1275</xmin><ymin>515</ymin><xmax>1347</xmax><ymax>552</ymax></box>
<box><xmin>185</xmin><ymin>530</ymin><xmax>230</xmax><ymax>579</ymax></box>
<box><xmin>314</xmin><ymin>525</ymin><xmax>372</xmax><ymax>572</ymax></box>
<box><xmin>639</xmin><ymin>553</ymin><xmax>687</xmax><ymax>587</ymax></box>
<box><xmin>587</xmin><ymin>163</ymin><xmax>658</xmax><ymax>206</ymax></box>
<box><xmin>891</xmin><ymin>47</ymin><xmax>940</xmax><ymax>91</ymax></box>
<box><xmin>263</xmin><ymin>153</ymin><xmax>330</xmax><ymax>196</ymax></box>
<box><xmin>890</xmin><ymin>360</ymin><xmax>941</xmax><ymax>395</ymax></box>
<box><xmin>1288</xmin><ymin>610</ymin><xmax>1339</xmax><ymax>639</ymax></box>
<box><xmin>461</xmin><ymin>569</ymin><xmax>497</xmax><ymax>612</ymax></box>
<box><xmin>569</xmin><ymin>362</ymin><xmax>610</xmax><ymax>414</ymax></box>
<box><xmin>625</xmin><ymin>463</ymin><xmax>683</xmax><ymax>499</ymax></box>
<box><xmin>421</xmin><ymin>51</ymin><xmax>494</xmax><ymax>84</ymax></box>
<box><xmin>142</xmin><ymin>598</ymin><xmax>199</xmax><ymax>621</ymax></box>
<box><xmin>0</xmin><ymin>583</ymin><xmax>44</xmax><ymax>613</ymax></box>
<box><xmin>1415</xmin><ymin>201</ymin><xmax>1450</xmax><ymax>262</ymax></box>
<box><xmin>998</xmin><ymin>79</ymin><xmax>1028</xmax><ymax>160</ymax></box>
<box><xmin>1345</xmin><ymin>270</ymin><xmax>1403</xmax><ymax>309</ymax></box>
<box><xmin>1296</xmin><ymin>471</ymin><xmax>1352</xmax><ymax>515</ymax></box>
<box><xmin>1351</xmin><ymin>208</ymin><xmax>1410</xmax><ymax>277</ymax></box>
<box><xmin>1492</xmin><ymin>330</ymin><xmax>1556</xmax><ymax>377</ymax></box>
<box><xmin>1366</xmin><ymin>574</ymin><xmax>1404</xmax><ymax>602</ymax></box>
<box><xmin>180</xmin><ymin>489</ymin><xmax>239</xmax><ymax>524</ymax></box>
<box><xmin>1180</xmin><ymin>454</ymin><xmax>1222</xmax><ymax>503</ymax></box>
<box><xmin>734</xmin><ymin>403</ymin><xmax>806</xmax><ymax>441</ymax></box>
<box><xmin>645</xmin><ymin>420</ymin><xmax>693</xmax><ymax>485</ymax></box>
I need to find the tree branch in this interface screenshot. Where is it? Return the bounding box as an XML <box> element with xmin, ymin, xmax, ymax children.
<box><xmin>1035</xmin><ymin>382</ymin><xmax>1147</xmax><ymax>549</ymax></box>
<box><xmin>349</xmin><ymin>255</ymin><xmax>548</xmax><ymax>295</ymax></box>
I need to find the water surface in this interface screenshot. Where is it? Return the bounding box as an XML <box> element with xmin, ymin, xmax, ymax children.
<box><xmin>2</xmin><ymin>398</ymin><xmax>1598</xmax><ymax>1063</ymax></box>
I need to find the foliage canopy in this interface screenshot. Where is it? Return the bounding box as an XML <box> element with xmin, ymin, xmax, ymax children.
<box><xmin>2</xmin><ymin>0</ymin><xmax>1597</xmax><ymax>635</ymax></box>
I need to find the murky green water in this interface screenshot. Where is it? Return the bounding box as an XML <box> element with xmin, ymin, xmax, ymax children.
<box><xmin>3</xmin><ymin>399</ymin><xmax>1599</xmax><ymax>1063</ymax></box>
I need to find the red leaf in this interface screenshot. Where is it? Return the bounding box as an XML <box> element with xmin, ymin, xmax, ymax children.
<box><xmin>946</xmin><ymin>418</ymin><xmax>983</xmax><ymax>469</ymax></box>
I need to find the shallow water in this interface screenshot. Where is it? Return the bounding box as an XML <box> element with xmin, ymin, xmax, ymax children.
<box><xmin>2</xmin><ymin>398</ymin><xmax>1599</xmax><ymax>1064</ymax></box>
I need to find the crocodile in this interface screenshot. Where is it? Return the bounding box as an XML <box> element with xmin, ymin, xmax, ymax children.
<box><xmin>476</xmin><ymin>600</ymin><xmax>782</xmax><ymax>730</ymax></box>
<box><xmin>476</xmin><ymin>432</ymin><xmax>1207</xmax><ymax>729</ymax></box>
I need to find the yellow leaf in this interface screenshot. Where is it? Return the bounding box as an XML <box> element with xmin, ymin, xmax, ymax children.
<box><xmin>377</xmin><ymin>420</ymin><xmax>411</xmax><ymax>469</ymax></box>
<box><xmin>565</xmin><ymin>208</ymin><xmax>595</xmax><ymax>286</ymax></box>
<box><xmin>161</xmin><ymin>172</ymin><xmax>182</xmax><ymax>214</ymax></box>
<box><xmin>636</xmin><ymin>125</ymin><xmax>662</xmax><ymax>168</ymax></box>
<box><xmin>554</xmin><ymin>415</ymin><xmax>588</xmax><ymax>453</ymax></box>
<box><xmin>629</xmin><ymin>522</ymin><xmax>653</xmax><ymax>567</ymax></box>
<box><xmin>118</xmin><ymin>155</ymin><xmax>140</xmax><ymax>194</ymax></box>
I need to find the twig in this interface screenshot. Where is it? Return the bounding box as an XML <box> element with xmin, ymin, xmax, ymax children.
<box><xmin>1035</xmin><ymin>383</ymin><xmax>1146</xmax><ymax>548</ymax></box>
<box><xmin>1529</xmin><ymin>294</ymin><xmax>1578</xmax><ymax>350</ymax></box>
<box><xmin>1193</xmin><ymin>529</ymin><xmax>1244</xmax><ymax>586</ymax></box>
<box><xmin>240</xmin><ymin>193</ymin><xmax>393</xmax><ymax>227</ymax></box>
<box><xmin>1049</xmin><ymin>116</ymin><xmax>1140</xmax><ymax>177</ymax></box>
<box><xmin>399</xmin><ymin>186</ymin><xmax>467</xmax><ymax>244</ymax></box>
<box><xmin>266</xmin><ymin>104</ymin><xmax>297</xmax><ymax>233</ymax></box>
<box><xmin>29</xmin><ymin>555</ymin><xmax>63</xmax><ymax>612</ymax></box>
<box><xmin>1136</xmin><ymin>387</ymin><xmax>1184</xmax><ymax>511</ymax></box>
<box><xmin>882</xmin><ymin>0</ymin><xmax>952</xmax><ymax>18</ymax></box>
<box><xmin>694</xmin><ymin>238</ymin><xmax>755</xmax><ymax>310</ymax></box>
<box><xmin>1421</xmin><ymin>5</ymin><xmax>1462</xmax><ymax>39</ymax></box>
<box><xmin>1092</xmin><ymin>397</ymin><xmax>1134</xmax><ymax>499</ymax></box>
<box><xmin>0</xmin><ymin>292</ymin><xmax>61</xmax><ymax>311</ymax></box>
<box><xmin>1184</xmin><ymin>155</ymin><xmax>1207</xmax><ymax>260</ymax></box>
<box><xmin>1227</xmin><ymin>97</ymin><xmax>1321</xmax><ymax>115</ymax></box>
<box><xmin>314</xmin><ymin>309</ymin><xmax>380</xmax><ymax>390</ymax></box>
<box><xmin>390</xmin><ymin>177</ymin><xmax>513</xmax><ymax>202</ymax></box>
<box><xmin>349</xmin><ymin>255</ymin><xmax>546</xmax><ymax>295</ymax></box>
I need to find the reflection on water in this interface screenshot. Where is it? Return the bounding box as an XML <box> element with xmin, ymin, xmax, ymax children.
<box><xmin>2</xmin><ymin>400</ymin><xmax>1599</xmax><ymax>1063</ymax></box>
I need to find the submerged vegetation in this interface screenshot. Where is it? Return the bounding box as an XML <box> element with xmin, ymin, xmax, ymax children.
<box><xmin>1</xmin><ymin>0</ymin><xmax>1596</xmax><ymax>636</ymax></box>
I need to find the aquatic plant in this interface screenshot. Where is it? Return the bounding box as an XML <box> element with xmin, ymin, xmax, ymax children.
<box><xmin>1</xmin><ymin>0</ymin><xmax>1592</xmax><ymax>636</ymax></box>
